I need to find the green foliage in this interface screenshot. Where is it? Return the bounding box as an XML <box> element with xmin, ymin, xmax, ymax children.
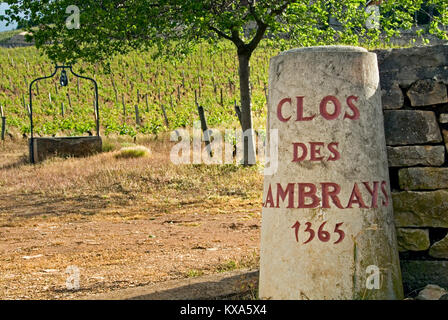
<box><xmin>0</xmin><ymin>41</ymin><xmax>274</xmax><ymax>136</ymax></box>
<box><xmin>1</xmin><ymin>1</ymin><xmax>445</xmax><ymax>64</ymax></box>
<box><xmin>0</xmin><ymin>1</ymin><xmax>446</xmax><ymax>138</ymax></box>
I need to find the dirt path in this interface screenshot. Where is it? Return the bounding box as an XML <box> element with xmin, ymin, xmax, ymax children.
<box><xmin>1</xmin><ymin>200</ymin><xmax>260</xmax><ymax>299</ymax></box>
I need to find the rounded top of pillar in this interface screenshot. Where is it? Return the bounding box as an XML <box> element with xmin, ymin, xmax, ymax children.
<box><xmin>278</xmin><ymin>45</ymin><xmax>369</xmax><ymax>56</ymax></box>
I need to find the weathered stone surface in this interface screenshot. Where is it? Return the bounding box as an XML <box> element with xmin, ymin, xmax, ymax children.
<box><xmin>31</xmin><ymin>136</ymin><xmax>102</xmax><ymax>163</ymax></box>
<box><xmin>376</xmin><ymin>45</ymin><xmax>448</xmax><ymax>72</ymax></box>
<box><xmin>384</xmin><ymin>110</ymin><xmax>442</xmax><ymax>146</ymax></box>
<box><xmin>439</xmin><ymin>113</ymin><xmax>448</xmax><ymax>124</ymax></box>
<box><xmin>260</xmin><ymin>46</ymin><xmax>402</xmax><ymax>300</ymax></box>
<box><xmin>440</xmin><ymin>294</ymin><xmax>448</xmax><ymax>300</ymax></box>
<box><xmin>396</xmin><ymin>228</ymin><xmax>430</xmax><ymax>252</ymax></box>
<box><xmin>381</xmin><ymin>83</ymin><xmax>404</xmax><ymax>110</ymax></box>
<box><xmin>401</xmin><ymin>260</ymin><xmax>448</xmax><ymax>295</ymax></box>
<box><xmin>399</xmin><ymin>167</ymin><xmax>448</xmax><ymax>190</ymax></box>
<box><xmin>429</xmin><ymin>234</ymin><xmax>448</xmax><ymax>259</ymax></box>
<box><xmin>443</xmin><ymin>130</ymin><xmax>448</xmax><ymax>150</ymax></box>
<box><xmin>407</xmin><ymin>80</ymin><xmax>448</xmax><ymax>107</ymax></box>
<box><xmin>376</xmin><ymin>45</ymin><xmax>448</xmax><ymax>88</ymax></box>
<box><xmin>393</xmin><ymin>190</ymin><xmax>448</xmax><ymax>227</ymax></box>
<box><xmin>387</xmin><ymin>145</ymin><xmax>445</xmax><ymax>167</ymax></box>
<box><xmin>416</xmin><ymin>284</ymin><xmax>447</xmax><ymax>300</ymax></box>
<box><xmin>440</xmin><ymin>114</ymin><xmax>448</xmax><ymax>124</ymax></box>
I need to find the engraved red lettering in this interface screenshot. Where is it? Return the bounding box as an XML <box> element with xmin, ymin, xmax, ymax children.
<box><xmin>346</xmin><ymin>183</ymin><xmax>369</xmax><ymax>208</ymax></box>
<box><xmin>292</xmin><ymin>143</ymin><xmax>308</xmax><ymax>162</ymax></box>
<box><xmin>344</xmin><ymin>96</ymin><xmax>360</xmax><ymax>120</ymax></box>
<box><xmin>298</xmin><ymin>183</ymin><xmax>320</xmax><ymax>208</ymax></box>
<box><xmin>381</xmin><ymin>180</ymin><xmax>389</xmax><ymax>207</ymax></box>
<box><xmin>296</xmin><ymin>96</ymin><xmax>315</xmax><ymax>121</ymax></box>
<box><xmin>276</xmin><ymin>183</ymin><xmax>295</xmax><ymax>208</ymax></box>
<box><xmin>327</xmin><ymin>142</ymin><xmax>340</xmax><ymax>161</ymax></box>
<box><xmin>321</xmin><ymin>183</ymin><xmax>344</xmax><ymax>209</ymax></box>
<box><xmin>320</xmin><ymin>96</ymin><xmax>341</xmax><ymax>120</ymax></box>
<box><xmin>310</xmin><ymin>142</ymin><xmax>325</xmax><ymax>161</ymax></box>
<box><xmin>363</xmin><ymin>181</ymin><xmax>379</xmax><ymax>208</ymax></box>
<box><xmin>263</xmin><ymin>184</ymin><xmax>275</xmax><ymax>208</ymax></box>
<box><xmin>277</xmin><ymin>98</ymin><xmax>292</xmax><ymax>122</ymax></box>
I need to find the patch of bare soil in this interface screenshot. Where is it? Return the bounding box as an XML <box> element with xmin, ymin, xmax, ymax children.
<box><xmin>0</xmin><ymin>137</ymin><xmax>262</xmax><ymax>299</ymax></box>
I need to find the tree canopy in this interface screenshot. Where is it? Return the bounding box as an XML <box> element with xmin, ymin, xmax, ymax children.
<box><xmin>1</xmin><ymin>0</ymin><xmax>446</xmax><ymax>65</ymax></box>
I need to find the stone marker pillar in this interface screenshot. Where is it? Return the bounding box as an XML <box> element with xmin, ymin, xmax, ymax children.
<box><xmin>259</xmin><ymin>46</ymin><xmax>403</xmax><ymax>300</ymax></box>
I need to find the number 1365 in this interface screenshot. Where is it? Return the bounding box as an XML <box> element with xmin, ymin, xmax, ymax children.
<box><xmin>291</xmin><ymin>221</ymin><xmax>345</xmax><ymax>244</ymax></box>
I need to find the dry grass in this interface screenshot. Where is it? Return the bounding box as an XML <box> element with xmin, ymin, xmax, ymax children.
<box><xmin>0</xmin><ymin>134</ymin><xmax>263</xmax><ymax>299</ymax></box>
<box><xmin>115</xmin><ymin>145</ymin><xmax>151</xmax><ymax>159</ymax></box>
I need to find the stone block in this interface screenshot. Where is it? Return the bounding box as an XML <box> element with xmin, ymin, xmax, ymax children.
<box><xmin>407</xmin><ymin>80</ymin><xmax>447</xmax><ymax>107</ymax></box>
<box><xmin>376</xmin><ymin>45</ymin><xmax>448</xmax><ymax>88</ymax></box>
<box><xmin>399</xmin><ymin>167</ymin><xmax>448</xmax><ymax>190</ymax></box>
<box><xmin>440</xmin><ymin>114</ymin><xmax>448</xmax><ymax>124</ymax></box>
<box><xmin>384</xmin><ymin>110</ymin><xmax>442</xmax><ymax>146</ymax></box>
<box><xmin>416</xmin><ymin>284</ymin><xmax>447</xmax><ymax>300</ymax></box>
<box><xmin>30</xmin><ymin>136</ymin><xmax>102</xmax><ymax>163</ymax></box>
<box><xmin>396</xmin><ymin>228</ymin><xmax>430</xmax><ymax>252</ymax></box>
<box><xmin>376</xmin><ymin>45</ymin><xmax>448</xmax><ymax>72</ymax></box>
<box><xmin>381</xmin><ymin>83</ymin><xmax>404</xmax><ymax>109</ymax></box>
<box><xmin>393</xmin><ymin>190</ymin><xmax>448</xmax><ymax>227</ymax></box>
<box><xmin>387</xmin><ymin>145</ymin><xmax>445</xmax><ymax>167</ymax></box>
<box><xmin>443</xmin><ymin>130</ymin><xmax>448</xmax><ymax>150</ymax></box>
<box><xmin>401</xmin><ymin>260</ymin><xmax>448</xmax><ymax>295</ymax></box>
<box><xmin>429</xmin><ymin>234</ymin><xmax>448</xmax><ymax>259</ymax></box>
<box><xmin>260</xmin><ymin>46</ymin><xmax>402</xmax><ymax>300</ymax></box>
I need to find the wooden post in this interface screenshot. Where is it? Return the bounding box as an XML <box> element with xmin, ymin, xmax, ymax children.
<box><xmin>220</xmin><ymin>88</ymin><xmax>224</xmax><ymax>106</ymax></box>
<box><xmin>122</xmin><ymin>94</ymin><xmax>126</xmax><ymax>117</ymax></box>
<box><xmin>61</xmin><ymin>102</ymin><xmax>65</xmax><ymax>117</ymax></box>
<box><xmin>1</xmin><ymin>105</ymin><xmax>5</xmax><ymax>141</ymax></box>
<box><xmin>197</xmin><ymin>105</ymin><xmax>212</xmax><ymax>157</ymax></box>
<box><xmin>22</xmin><ymin>94</ymin><xmax>27</xmax><ymax>111</ymax></box>
<box><xmin>111</xmin><ymin>78</ymin><xmax>118</xmax><ymax>103</ymax></box>
<box><xmin>194</xmin><ymin>89</ymin><xmax>198</xmax><ymax>108</ymax></box>
<box><xmin>135</xmin><ymin>105</ymin><xmax>141</xmax><ymax>126</ymax></box>
<box><xmin>159</xmin><ymin>89</ymin><xmax>169</xmax><ymax>127</ymax></box>
<box><xmin>161</xmin><ymin>104</ymin><xmax>169</xmax><ymax>127</ymax></box>
<box><xmin>264</xmin><ymin>84</ymin><xmax>268</xmax><ymax>102</ymax></box>
<box><xmin>170</xmin><ymin>95</ymin><xmax>176</xmax><ymax>115</ymax></box>
<box><xmin>66</xmin><ymin>92</ymin><xmax>72</xmax><ymax>110</ymax></box>
<box><xmin>145</xmin><ymin>93</ymin><xmax>149</xmax><ymax>113</ymax></box>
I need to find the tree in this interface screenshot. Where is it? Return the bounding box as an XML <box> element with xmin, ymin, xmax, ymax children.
<box><xmin>1</xmin><ymin>0</ymin><xmax>447</xmax><ymax>165</ymax></box>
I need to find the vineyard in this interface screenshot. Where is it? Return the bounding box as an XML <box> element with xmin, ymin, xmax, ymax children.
<box><xmin>0</xmin><ymin>40</ymin><xmax>279</xmax><ymax>138</ymax></box>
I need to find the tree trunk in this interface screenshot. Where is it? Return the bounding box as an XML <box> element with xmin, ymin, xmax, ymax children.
<box><xmin>238</xmin><ymin>52</ymin><xmax>256</xmax><ymax>166</ymax></box>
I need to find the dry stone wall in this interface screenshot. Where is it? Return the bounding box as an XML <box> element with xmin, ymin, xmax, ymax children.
<box><xmin>376</xmin><ymin>44</ymin><xmax>448</xmax><ymax>294</ymax></box>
